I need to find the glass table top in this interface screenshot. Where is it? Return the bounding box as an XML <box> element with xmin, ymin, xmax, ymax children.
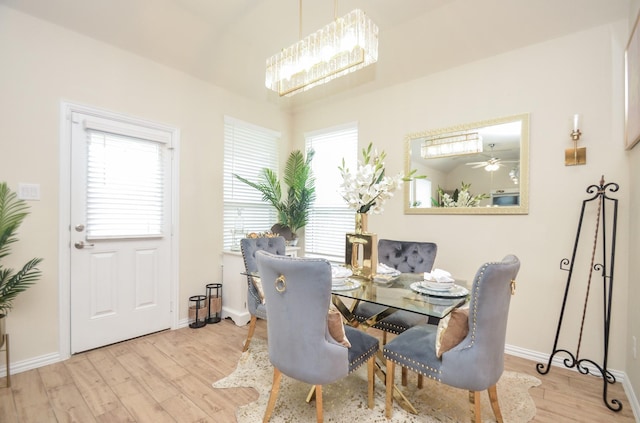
<box><xmin>242</xmin><ymin>271</ymin><xmax>469</xmax><ymax>319</ymax></box>
<box><xmin>331</xmin><ymin>273</ymin><xmax>469</xmax><ymax>319</ymax></box>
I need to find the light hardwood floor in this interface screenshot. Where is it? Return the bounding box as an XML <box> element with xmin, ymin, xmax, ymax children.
<box><xmin>0</xmin><ymin>319</ymin><xmax>637</xmax><ymax>422</ymax></box>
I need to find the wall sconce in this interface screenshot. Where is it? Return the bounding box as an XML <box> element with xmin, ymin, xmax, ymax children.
<box><xmin>565</xmin><ymin>114</ymin><xmax>586</xmax><ymax>166</ymax></box>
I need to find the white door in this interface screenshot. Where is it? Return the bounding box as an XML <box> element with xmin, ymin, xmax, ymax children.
<box><xmin>70</xmin><ymin>112</ymin><xmax>173</xmax><ymax>354</ymax></box>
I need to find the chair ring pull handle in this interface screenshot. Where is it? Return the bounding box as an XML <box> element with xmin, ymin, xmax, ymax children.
<box><xmin>275</xmin><ymin>275</ymin><xmax>286</xmax><ymax>293</ymax></box>
<box><xmin>510</xmin><ymin>279</ymin><xmax>516</xmax><ymax>295</ymax></box>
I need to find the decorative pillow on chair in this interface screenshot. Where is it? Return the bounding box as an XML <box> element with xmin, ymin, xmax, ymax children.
<box><xmin>328</xmin><ymin>305</ymin><xmax>351</xmax><ymax>348</ymax></box>
<box><xmin>435</xmin><ymin>305</ymin><xmax>469</xmax><ymax>358</ymax></box>
<box><xmin>251</xmin><ymin>276</ymin><xmax>265</xmax><ymax>304</ymax></box>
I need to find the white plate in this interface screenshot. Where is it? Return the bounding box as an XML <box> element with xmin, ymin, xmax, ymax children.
<box><xmin>421</xmin><ymin>281</ymin><xmax>454</xmax><ymax>291</ymax></box>
<box><xmin>410</xmin><ymin>282</ymin><xmax>469</xmax><ymax>298</ymax></box>
<box><xmin>331</xmin><ymin>279</ymin><xmax>361</xmax><ymax>291</ymax></box>
<box><xmin>373</xmin><ymin>274</ymin><xmax>399</xmax><ymax>284</ymax></box>
<box><xmin>332</xmin><ymin>277</ymin><xmax>348</xmax><ymax>286</ymax></box>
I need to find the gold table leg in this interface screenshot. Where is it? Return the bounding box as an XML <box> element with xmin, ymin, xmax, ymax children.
<box><xmin>331</xmin><ymin>295</ymin><xmax>418</xmax><ymax>414</ymax></box>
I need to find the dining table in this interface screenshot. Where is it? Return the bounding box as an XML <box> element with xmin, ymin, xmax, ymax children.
<box><xmin>330</xmin><ymin>272</ymin><xmax>468</xmax><ymax>328</ymax></box>
<box><xmin>330</xmin><ymin>271</ymin><xmax>469</xmax><ymax>414</ymax></box>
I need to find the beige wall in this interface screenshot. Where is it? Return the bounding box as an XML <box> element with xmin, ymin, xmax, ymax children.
<box><xmin>0</xmin><ymin>6</ymin><xmax>290</xmax><ymax>362</ymax></box>
<box><xmin>1</xmin><ymin>2</ymin><xmax>639</xmax><ymax>409</ymax></box>
<box><xmin>625</xmin><ymin>0</ymin><xmax>640</xmax><ymax>409</ymax></box>
<box><xmin>292</xmin><ymin>21</ymin><xmax>633</xmax><ymax>376</ymax></box>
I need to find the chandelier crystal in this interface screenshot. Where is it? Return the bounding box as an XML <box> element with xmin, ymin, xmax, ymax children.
<box><xmin>265</xmin><ymin>9</ymin><xmax>379</xmax><ymax>97</ymax></box>
<box><xmin>421</xmin><ymin>132</ymin><xmax>483</xmax><ymax>159</ymax></box>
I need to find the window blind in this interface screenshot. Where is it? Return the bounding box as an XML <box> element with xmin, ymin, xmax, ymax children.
<box><xmin>223</xmin><ymin>116</ymin><xmax>280</xmax><ymax>250</ymax></box>
<box><xmin>305</xmin><ymin>123</ymin><xmax>358</xmax><ymax>260</ymax></box>
<box><xmin>86</xmin><ymin>131</ymin><xmax>165</xmax><ymax>239</ymax></box>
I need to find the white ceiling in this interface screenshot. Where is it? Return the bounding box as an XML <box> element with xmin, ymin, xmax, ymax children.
<box><xmin>1</xmin><ymin>0</ymin><xmax>631</xmax><ymax>110</ymax></box>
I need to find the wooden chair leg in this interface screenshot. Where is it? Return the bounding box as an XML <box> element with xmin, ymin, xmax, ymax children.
<box><xmin>315</xmin><ymin>384</ymin><xmax>323</xmax><ymax>423</ymax></box>
<box><xmin>382</xmin><ymin>331</ymin><xmax>388</xmax><ymax>345</ymax></box>
<box><xmin>401</xmin><ymin>366</ymin><xmax>408</xmax><ymax>386</ymax></box>
<box><xmin>469</xmin><ymin>390</ymin><xmax>482</xmax><ymax>423</ymax></box>
<box><xmin>417</xmin><ymin>374</ymin><xmax>423</xmax><ymax>389</ymax></box>
<box><xmin>385</xmin><ymin>359</ymin><xmax>396</xmax><ymax>419</ymax></box>
<box><xmin>487</xmin><ymin>384</ymin><xmax>504</xmax><ymax>423</ymax></box>
<box><xmin>243</xmin><ymin>315</ymin><xmax>257</xmax><ymax>352</ymax></box>
<box><xmin>367</xmin><ymin>356</ymin><xmax>375</xmax><ymax>409</ymax></box>
<box><xmin>263</xmin><ymin>368</ymin><xmax>282</xmax><ymax>423</ymax></box>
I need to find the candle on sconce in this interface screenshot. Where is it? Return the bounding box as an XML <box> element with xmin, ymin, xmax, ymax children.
<box><xmin>566</xmin><ymin>113</ymin><xmax>586</xmax><ymax>165</ymax></box>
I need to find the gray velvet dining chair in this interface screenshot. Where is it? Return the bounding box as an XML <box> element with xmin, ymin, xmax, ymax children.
<box><xmin>256</xmin><ymin>251</ymin><xmax>379</xmax><ymax>423</ymax></box>
<box><xmin>240</xmin><ymin>236</ymin><xmax>286</xmax><ymax>352</ymax></box>
<box><xmin>352</xmin><ymin>239</ymin><xmax>437</xmax><ymax>387</ymax></box>
<box><xmin>353</xmin><ymin>239</ymin><xmax>438</xmax><ymax>342</ymax></box>
<box><xmin>382</xmin><ymin>255</ymin><xmax>521</xmax><ymax>422</ymax></box>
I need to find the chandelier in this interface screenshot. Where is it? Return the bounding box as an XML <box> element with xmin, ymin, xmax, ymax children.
<box><xmin>265</xmin><ymin>8</ymin><xmax>379</xmax><ymax>97</ymax></box>
<box><xmin>420</xmin><ymin>132</ymin><xmax>483</xmax><ymax>159</ymax></box>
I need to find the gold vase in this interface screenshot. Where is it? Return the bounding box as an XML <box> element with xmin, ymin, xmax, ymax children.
<box><xmin>346</xmin><ymin>212</ymin><xmax>377</xmax><ymax>279</ymax></box>
<box><xmin>355</xmin><ymin>212</ymin><xmax>368</xmax><ymax>234</ymax></box>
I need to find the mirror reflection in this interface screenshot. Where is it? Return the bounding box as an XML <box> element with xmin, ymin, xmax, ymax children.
<box><xmin>404</xmin><ymin>113</ymin><xmax>529</xmax><ymax>215</ymax></box>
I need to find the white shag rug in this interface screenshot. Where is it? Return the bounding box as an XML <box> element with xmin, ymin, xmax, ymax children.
<box><xmin>212</xmin><ymin>338</ymin><xmax>540</xmax><ymax>422</ymax></box>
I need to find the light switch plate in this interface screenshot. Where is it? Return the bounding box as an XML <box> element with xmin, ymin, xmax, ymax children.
<box><xmin>18</xmin><ymin>183</ymin><xmax>40</xmax><ymax>201</ymax></box>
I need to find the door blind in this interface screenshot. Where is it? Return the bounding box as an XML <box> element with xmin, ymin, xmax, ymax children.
<box><xmin>86</xmin><ymin>131</ymin><xmax>165</xmax><ymax>239</ymax></box>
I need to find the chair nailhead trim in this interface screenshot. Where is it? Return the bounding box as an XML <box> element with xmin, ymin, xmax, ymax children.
<box><xmin>348</xmin><ymin>344</ymin><xmax>379</xmax><ymax>374</ymax></box>
<box><xmin>384</xmin><ymin>352</ymin><xmax>442</xmax><ymax>382</ymax></box>
<box><xmin>352</xmin><ymin>316</ymin><xmax>407</xmax><ymax>334</ymax></box>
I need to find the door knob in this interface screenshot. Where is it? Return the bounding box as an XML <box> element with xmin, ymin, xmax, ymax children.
<box><xmin>74</xmin><ymin>241</ymin><xmax>95</xmax><ymax>249</ymax></box>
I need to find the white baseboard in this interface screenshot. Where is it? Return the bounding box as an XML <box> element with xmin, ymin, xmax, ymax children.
<box><xmin>221</xmin><ymin>306</ymin><xmax>250</xmax><ymax>327</ymax></box>
<box><xmin>0</xmin><ymin>351</ymin><xmax>60</xmax><ymax>378</ymax></box>
<box><xmin>505</xmin><ymin>344</ymin><xmax>640</xmax><ymax>421</ymax></box>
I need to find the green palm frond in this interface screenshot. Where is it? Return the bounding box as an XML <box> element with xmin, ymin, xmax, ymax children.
<box><xmin>234</xmin><ymin>149</ymin><xmax>315</xmax><ymax>236</ymax></box>
<box><xmin>0</xmin><ymin>182</ymin><xmax>42</xmax><ymax>315</ymax></box>
<box><xmin>0</xmin><ymin>257</ymin><xmax>42</xmax><ymax>314</ymax></box>
<box><xmin>0</xmin><ymin>183</ymin><xmax>29</xmax><ymax>260</ymax></box>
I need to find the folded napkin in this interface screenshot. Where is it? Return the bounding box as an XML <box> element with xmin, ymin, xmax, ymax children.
<box><xmin>377</xmin><ymin>263</ymin><xmax>401</xmax><ymax>276</ymax></box>
<box><xmin>331</xmin><ymin>265</ymin><xmax>352</xmax><ymax>279</ymax></box>
<box><xmin>424</xmin><ymin>268</ymin><xmax>455</xmax><ymax>283</ymax></box>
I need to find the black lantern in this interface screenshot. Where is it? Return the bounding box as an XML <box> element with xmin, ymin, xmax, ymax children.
<box><xmin>188</xmin><ymin>295</ymin><xmax>207</xmax><ymax>328</ymax></box>
<box><xmin>206</xmin><ymin>283</ymin><xmax>222</xmax><ymax>324</ymax></box>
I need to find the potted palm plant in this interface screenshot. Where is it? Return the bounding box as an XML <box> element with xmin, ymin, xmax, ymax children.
<box><xmin>0</xmin><ymin>182</ymin><xmax>43</xmax><ymax>345</ymax></box>
<box><xmin>234</xmin><ymin>149</ymin><xmax>315</xmax><ymax>243</ymax></box>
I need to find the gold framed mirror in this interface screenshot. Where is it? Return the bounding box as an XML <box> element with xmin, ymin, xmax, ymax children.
<box><xmin>404</xmin><ymin>113</ymin><xmax>529</xmax><ymax>215</ymax></box>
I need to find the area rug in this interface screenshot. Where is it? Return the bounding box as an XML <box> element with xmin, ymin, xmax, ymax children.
<box><xmin>212</xmin><ymin>338</ymin><xmax>540</xmax><ymax>422</ymax></box>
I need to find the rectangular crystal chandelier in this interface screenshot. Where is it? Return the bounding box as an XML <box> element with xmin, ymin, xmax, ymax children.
<box><xmin>421</xmin><ymin>132</ymin><xmax>483</xmax><ymax>159</ymax></box>
<box><xmin>265</xmin><ymin>9</ymin><xmax>379</xmax><ymax>97</ymax></box>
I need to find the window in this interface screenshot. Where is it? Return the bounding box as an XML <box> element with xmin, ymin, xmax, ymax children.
<box><xmin>305</xmin><ymin>123</ymin><xmax>358</xmax><ymax>261</ymax></box>
<box><xmin>223</xmin><ymin>116</ymin><xmax>280</xmax><ymax>250</ymax></box>
<box><xmin>85</xmin><ymin>125</ymin><xmax>169</xmax><ymax>240</ymax></box>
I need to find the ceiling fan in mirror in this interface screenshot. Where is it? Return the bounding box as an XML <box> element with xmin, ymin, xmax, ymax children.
<box><xmin>465</xmin><ymin>143</ymin><xmax>517</xmax><ymax>171</ymax></box>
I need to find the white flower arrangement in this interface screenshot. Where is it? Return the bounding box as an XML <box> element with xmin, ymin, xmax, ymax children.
<box><xmin>435</xmin><ymin>182</ymin><xmax>488</xmax><ymax>208</ymax></box>
<box><xmin>339</xmin><ymin>143</ymin><xmax>423</xmax><ymax>214</ymax></box>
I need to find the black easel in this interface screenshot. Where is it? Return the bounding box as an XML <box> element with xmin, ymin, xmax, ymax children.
<box><xmin>536</xmin><ymin>175</ymin><xmax>622</xmax><ymax>412</ymax></box>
